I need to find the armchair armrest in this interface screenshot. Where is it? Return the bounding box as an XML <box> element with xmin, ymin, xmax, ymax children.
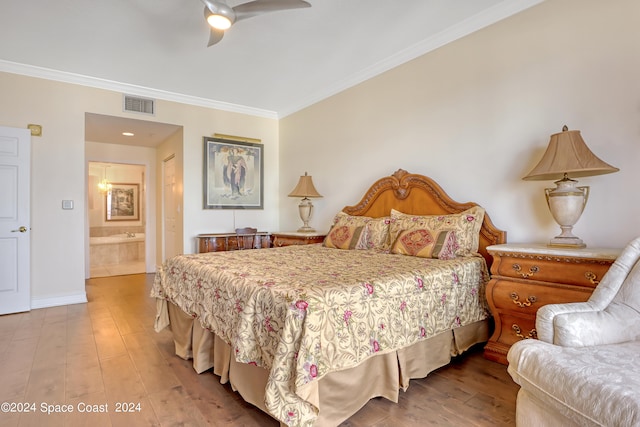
<box><xmin>536</xmin><ymin>301</ymin><xmax>597</xmax><ymax>344</ymax></box>
<box><xmin>537</xmin><ymin>301</ymin><xmax>640</xmax><ymax>347</ymax></box>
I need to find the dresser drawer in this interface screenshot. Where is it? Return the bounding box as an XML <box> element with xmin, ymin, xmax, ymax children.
<box><xmin>492</xmin><ymin>255</ymin><xmax>610</xmax><ymax>288</ymax></box>
<box><xmin>497</xmin><ymin>313</ymin><xmax>538</xmax><ymax>347</ymax></box>
<box><xmin>489</xmin><ymin>279</ymin><xmax>592</xmax><ymax>313</ymax></box>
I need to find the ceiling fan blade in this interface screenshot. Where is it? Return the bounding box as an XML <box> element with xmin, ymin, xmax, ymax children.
<box><xmin>207</xmin><ymin>27</ymin><xmax>225</xmax><ymax>46</ymax></box>
<box><xmin>234</xmin><ymin>0</ymin><xmax>311</xmax><ymax>21</ymax></box>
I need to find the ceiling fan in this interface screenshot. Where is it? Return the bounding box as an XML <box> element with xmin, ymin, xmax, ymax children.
<box><xmin>202</xmin><ymin>0</ymin><xmax>311</xmax><ymax>46</ymax></box>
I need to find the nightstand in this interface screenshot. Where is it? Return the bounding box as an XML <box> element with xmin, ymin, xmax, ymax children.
<box><xmin>271</xmin><ymin>232</ymin><xmax>326</xmax><ymax>247</ymax></box>
<box><xmin>483</xmin><ymin>243</ymin><xmax>620</xmax><ymax>365</ymax></box>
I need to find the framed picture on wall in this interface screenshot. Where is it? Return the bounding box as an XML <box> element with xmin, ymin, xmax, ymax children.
<box><xmin>203</xmin><ymin>137</ymin><xmax>264</xmax><ymax>209</ymax></box>
<box><xmin>106</xmin><ymin>183</ymin><xmax>140</xmax><ymax>221</ymax></box>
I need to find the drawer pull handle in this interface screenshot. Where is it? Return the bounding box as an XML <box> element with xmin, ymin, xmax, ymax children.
<box><xmin>585</xmin><ymin>271</ymin><xmax>600</xmax><ymax>285</ymax></box>
<box><xmin>510</xmin><ymin>292</ymin><xmax>537</xmax><ymax>307</ymax></box>
<box><xmin>512</xmin><ymin>263</ymin><xmax>539</xmax><ymax>278</ymax></box>
<box><xmin>512</xmin><ymin>324</ymin><xmax>537</xmax><ymax>340</ymax></box>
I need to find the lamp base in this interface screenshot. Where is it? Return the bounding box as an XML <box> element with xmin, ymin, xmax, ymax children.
<box><xmin>297</xmin><ymin>198</ymin><xmax>315</xmax><ymax>233</ymax></box>
<box><xmin>545</xmin><ymin>175</ymin><xmax>589</xmax><ymax>250</ymax></box>
<box><xmin>548</xmin><ymin>236</ymin><xmax>586</xmax><ymax>249</ymax></box>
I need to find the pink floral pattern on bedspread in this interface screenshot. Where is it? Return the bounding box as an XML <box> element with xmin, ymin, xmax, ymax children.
<box><xmin>151</xmin><ymin>244</ymin><xmax>489</xmax><ymax>427</ymax></box>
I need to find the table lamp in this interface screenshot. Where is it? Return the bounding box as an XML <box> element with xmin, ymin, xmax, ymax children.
<box><xmin>288</xmin><ymin>172</ymin><xmax>322</xmax><ymax>232</ymax></box>
<box><xmin>523</xmin><ymin>126</ymin><xmax>619</xmax><ymax>248</ymax></box>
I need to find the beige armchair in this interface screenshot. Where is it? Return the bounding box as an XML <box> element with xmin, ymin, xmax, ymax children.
<box><xmin>507</xmin><ymin>237</ymin><xmax>640</xmax><ymax>427</ymax></box>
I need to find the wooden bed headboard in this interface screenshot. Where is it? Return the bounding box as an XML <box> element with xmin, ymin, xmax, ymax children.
<box><xmin>342</xmin><ymin>169</ymin><xmax>507</xmax><ymax>267</ymax></box>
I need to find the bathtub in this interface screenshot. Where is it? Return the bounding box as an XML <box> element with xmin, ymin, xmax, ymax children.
<box><xmin>90</xmin><ymin>233</ymin><xmax>145</xmax><ymax>267</ymax></box>
<box><xmin>90</xmin><ymin>233</ymin><xmax>145</xmax><ymax>245</ymax></box>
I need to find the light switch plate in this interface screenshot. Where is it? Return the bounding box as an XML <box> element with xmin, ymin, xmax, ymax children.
<box><xmin>62</xmin><ymin>200</ymin><xmax>74</xmax><ymax>210</ymax></box>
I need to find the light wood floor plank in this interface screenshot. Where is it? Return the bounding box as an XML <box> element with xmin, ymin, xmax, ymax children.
<box><xmin>0</xmin><ymin>273</ymin><xmax>519</xmax><ymax>426</ymax></box>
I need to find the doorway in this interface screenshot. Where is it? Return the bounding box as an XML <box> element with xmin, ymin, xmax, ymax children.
<box><xmin>84</xmin><ymin>112</ymin><xmax>183</xmax><ymax>279</ymax></box>
<box><xmin>88</xmin><ymin>161</ymin><xmax>146</xmax><ymax>278</ymax></box>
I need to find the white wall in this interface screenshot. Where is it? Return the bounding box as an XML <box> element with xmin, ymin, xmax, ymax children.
<box><xmin>279</xmin><ymin>0</ymin><xmax>640</xmax><ymax>249</ymax></box>
<box><xmin>0</xmin><ymin>73</ymin><xmax>278</xmax><ymax>306</ymax></box>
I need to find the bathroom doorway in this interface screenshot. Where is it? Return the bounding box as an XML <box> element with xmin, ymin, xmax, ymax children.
<box><xmin>88</xmin><ymin>161</ymin><xmax>146</xmax><ymax>278</ymax></box>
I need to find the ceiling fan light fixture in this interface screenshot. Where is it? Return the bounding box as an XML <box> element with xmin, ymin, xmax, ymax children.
<box><xmin>201</xmin><ymin>0</ymin><xmax>312</xmax><ymax>46</ymax></box>
<box><xmin>207</xmin><ymin>13</ymin><xmax>232</xmax><ymax>29</ymax></box>
<box><xmin>204</xmin><ymin>2</ymin><xmax>236</xmax><ymax>30</ymax></box>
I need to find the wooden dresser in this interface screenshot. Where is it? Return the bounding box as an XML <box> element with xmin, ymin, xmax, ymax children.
<box><xmin>197</xmin><ymin>232</ymin><xmax>271</xmax><ymax>253</ymax></box>
<box><xmin>271</xmin><ymin>232</ymin><xmax>326</xmax><ymax>247</ymax></box>
<box><xmin>484</xmin><ymin>243</ymin><xmax>620</xmax><ymax>365</ymax></box>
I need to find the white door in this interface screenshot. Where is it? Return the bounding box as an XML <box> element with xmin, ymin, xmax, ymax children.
<box><xmin>0</xmin><ymin>126</ymin><xmax>31</xmax><ymax>315</ymax></box>
<box><xmin>163</xmin><ymin>155</ymin><xmax>178</xmax><ymax>261</ymax></box>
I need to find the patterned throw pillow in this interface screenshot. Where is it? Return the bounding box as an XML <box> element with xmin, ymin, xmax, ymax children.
<box><xmin>390</xmin><ymin>229</ymin><xmax>459</xmax><ymax>259</ymax></box>
<box><xmin>323</xmin><ymin>224</ymin><xmax>366</xmax><ymax>250</ymax></box>
<box><xmin>389</xmin><ymin>206</ymin><xmax>485</xmax><ymax>257</ymax></box>
<box><xmin>323</xmin><ymin>212</ymin><xmax>391</xmax><ymax>251</ymax></box>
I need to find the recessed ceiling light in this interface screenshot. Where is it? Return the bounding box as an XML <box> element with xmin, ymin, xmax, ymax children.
<box><xmin>122</xmin><ymin>132</ymin><xmax>134</xmax><ymax>136</ymax></box>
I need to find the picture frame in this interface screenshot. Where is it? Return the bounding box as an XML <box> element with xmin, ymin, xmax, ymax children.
<box><xmin>203</xmin><ymin>137</ymin><xmax>264</xmax><ymax>209</ymax></box>
<box><xmin>106</xmin><ymin>183</ymin><xmax>140</xmax><ymax>221</ymax></box>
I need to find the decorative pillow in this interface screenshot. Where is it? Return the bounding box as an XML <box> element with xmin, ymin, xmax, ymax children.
<box><xmin>323</xmin><ymin>212</ymin><xmax>391</xmax><ymax>251</ymax></box>
<box><xmin>389</xmin><ymin>206</ymin><xmax>485</xmax><ymax>257</ymax></box>
<box><xmin>323</xmin><ymin>224</ymin><xmax>367</xmax><ymax>250</ymax></box>
<box><xmin>391</xmin><ymin>229</ymin><xmax>459</xmax><ymax>259</ymax></box>
<box><xmin>361</xmin><ymin>216</ymin><xmax>391</xmax><ymax>251</ymax></box>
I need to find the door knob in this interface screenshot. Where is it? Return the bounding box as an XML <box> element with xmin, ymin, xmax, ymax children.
<box><xmin>11</xmin><ymin>226</ymin><xmax>27</xmax><ymax>233</ymax></box>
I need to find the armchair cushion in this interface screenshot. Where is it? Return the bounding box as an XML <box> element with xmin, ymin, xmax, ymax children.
<box><xmin>507</xmin><ymin>339</ymin><xmax>640</xmax><ymax>427</ymax></box>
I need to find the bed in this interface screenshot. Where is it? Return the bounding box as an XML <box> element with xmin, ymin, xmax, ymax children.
<box><xmin>152</xmin><ymin>169</ymin><xmax>506</xmax><ymax>427</ymax></box>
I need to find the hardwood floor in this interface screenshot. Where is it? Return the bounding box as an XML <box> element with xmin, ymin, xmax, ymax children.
<box><xmin>0</xmin><ymin>274</ymin><xmax>520</xmax><ymax>426</ymax></box>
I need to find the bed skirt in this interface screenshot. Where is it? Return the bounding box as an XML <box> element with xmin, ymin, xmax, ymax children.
<box><xmin>158</xmin><ymin>299</ymin><xmax>489</xmax><ymax>426</ymax></box>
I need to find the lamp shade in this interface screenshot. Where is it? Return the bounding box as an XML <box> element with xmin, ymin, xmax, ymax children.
<box><xmin>523</xmin><ymin>127</ymin><xmax>619</xmax><ymax>181</ymax></box>
<box><xmin>288</xmin><ymin>172</ymin><xmax>322</xmax><ymax>198</ymax></box>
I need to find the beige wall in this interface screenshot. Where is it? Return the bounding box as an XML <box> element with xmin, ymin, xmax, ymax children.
<box><xmin>1</xmin><ymin>0</ymin><xmax>639</xmax><ymax>308</ymax></box>
<box><xmin>0</xmin><ymin>72</ymin><xmax>278</xmax><ymax>306</ymax></box>
<box><xmin>280</xmin><ymin>0</ymin><xmax>640</xmax><ymax>248</ymax></box>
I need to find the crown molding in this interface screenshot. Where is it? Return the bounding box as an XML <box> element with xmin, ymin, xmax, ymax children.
<box><xmin>0</xmin><ymin>0</ymin><xmax>542</xmax><ymax>120</ymax></box>
<box><xmin>279</xmin><ymin>0</ymin><xmax>544</xmax><ymax>118</ymax></box>
<box><xmin>0</xmin><ymin>59</ymin><xmax>278</xmax><ymax>120</ymax></box>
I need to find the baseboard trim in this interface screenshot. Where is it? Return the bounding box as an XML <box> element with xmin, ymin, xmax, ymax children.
<box><xmin>31</xmin><ymin>292</ymin><xmax>88</xmax><ymax>310</ymax></box>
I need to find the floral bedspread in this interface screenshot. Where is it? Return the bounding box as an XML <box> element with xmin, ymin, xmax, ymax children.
<box><xmin>151</xmin><ymin>244</ymin><xmax>490</xmax><ymax>427</ymax></box>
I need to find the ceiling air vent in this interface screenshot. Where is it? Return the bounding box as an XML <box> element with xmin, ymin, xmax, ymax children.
<box><xmin>123</xmin><ymin>95</ymin><xmax>155</xmax><ymax>115</ymax></box>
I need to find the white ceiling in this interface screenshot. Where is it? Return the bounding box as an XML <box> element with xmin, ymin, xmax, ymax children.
<box><xmin>0</xmin><ymin>0</ymin><xmax>541</xmax><ymax>145</ymax></box>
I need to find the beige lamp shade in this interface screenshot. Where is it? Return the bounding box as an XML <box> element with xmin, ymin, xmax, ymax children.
<box><xmin>523</xmin><ymin>127</ymin><xmax>619</xmax><ymax>181</ymax></box>
<box><xmin>288</xmin><ymin>172</ymin><xmax>322</xmax><ymax>198</ymax></box>
<box><xmin>288</xmin><ymin>172</ymin><xmax>322</xmax><ymax>232</ymax></box>
<box><xmin>523</xmin><ymin>126</ymin><xmax>619</xmax><ymax>248</ymax></box>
